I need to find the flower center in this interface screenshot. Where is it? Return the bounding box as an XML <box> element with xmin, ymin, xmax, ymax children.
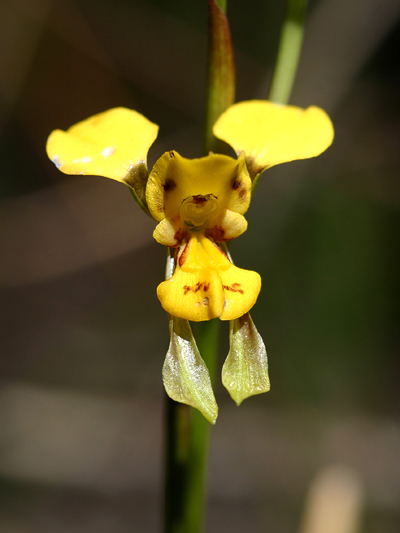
<box><xmin>180</xmin><ymin>194</ymin><xmax>219</xmax><ymax>230</ymax></box>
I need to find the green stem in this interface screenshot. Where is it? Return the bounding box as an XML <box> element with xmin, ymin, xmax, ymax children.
<box><xmin>164</xmin><ymin>0</ymin><xmax>233</xmax><ymax>530</ymax></box>
<box><xmin>268</xmin><ymin>0</ymin><xmax>308</xmax><ymax>105</ymax></box>
<box><xmin>164</xmin><ymin>320</ymin><xmax>220</xmax><ymax>533</ymax></box>
<box><xmin>204</xmin><ymin>0</ymin><xmax>235</xmax><ymax>154</ymax></box>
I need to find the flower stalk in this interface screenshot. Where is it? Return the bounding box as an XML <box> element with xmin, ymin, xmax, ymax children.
<box><xmin>164</xmin><ymin>1</ymin><xmax>234</xmax><ymax>531</ymax></box>
<box><xmin>251</xmin><ymin>0</ymin><xmax>308</xmax><ymax>195</ymax></box>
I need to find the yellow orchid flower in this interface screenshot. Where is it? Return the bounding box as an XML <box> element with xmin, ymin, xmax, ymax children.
<box><xmin>46</xmin><ymin>102</ymin><xmax>333</xmax><ymax>323</ymax></box>
<box><xmin>46</xmin><ymin>101</ymin><xmax>333</xmax><ymax>420</ymax></box>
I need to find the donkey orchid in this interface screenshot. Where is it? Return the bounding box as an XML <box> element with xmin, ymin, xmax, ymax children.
<box><xmin>46</xmin><ymin>101</ymin><xmax>333</xmax><ymax>421</ymax></box>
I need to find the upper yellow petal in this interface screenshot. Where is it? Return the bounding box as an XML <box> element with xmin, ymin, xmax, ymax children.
<box><xmin>213</xmin><ymin>100</ymin><xmax>334</xmax><ymax>177</ymax></box>
<box><xmin>46</xmin><ymin>107</ymin><xmax>159</xmax><ymax>186</ymax></box>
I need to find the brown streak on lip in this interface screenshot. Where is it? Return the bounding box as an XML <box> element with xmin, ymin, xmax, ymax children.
<box><xmin>223</xmin><ymin>283</ymin><xmax>244</xmax><ymax>294</ymax></box>
<box><xmin>179</xmin><ymin>243</ymin><xmax>189</xmax><ymax>267</ymax></box>
<box><xmin>169</xmin><ymin>151</ymin><xmax>175</xmax><ymax>158</ymax></box>
<box><xmin>182</xmin><ymin>281</ymin><xmax>210</xmax><ymax>295</ymax></box>
<box><xmin>194</xmin><ymin>282</ymin><xmax>203</xmax><ymax>292</ymax></box>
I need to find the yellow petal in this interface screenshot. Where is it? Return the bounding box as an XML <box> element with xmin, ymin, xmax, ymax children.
<box><xmin>146</xmin><ymin>150</ymin><xmax>251</xmax><ymax>223</ymax></box>
<box><xmin>206</xmin><ymin>209</ymin><xmax>248</xmax><ymax>242</ymax></box>
<box><xmin>157</xmin><ymin>235</ymin><xmax>261</xmax><ymax>322</ymax></box>
<box><xmin>158</xmin><ymin>267</ymin><xmax>224</xmax><ymax>321</ymax></box>
<box><xmin>219</xmin><ymin>264</ymin><xmax>261</xmax><ymax>321</ymax></box>
<box><xmin>153</xmin><ymin>218</ymin><xmax>188</xmax><ymax>247</ymax></box>
<box><xmin>46</xmin><ymin>107</ymin><xmax>159</xmax><ymax>186</ymax></box>
<box><xmin>213</xmin><ymin>100</ymin><xmax>334</xmax><ymax>176</ymax></box>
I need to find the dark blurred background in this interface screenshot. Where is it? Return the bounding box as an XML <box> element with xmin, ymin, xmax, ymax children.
<box><xmin>1</xmin><ymin>0</ymin><xmax>399</xmax><ymax>531</ymax></box>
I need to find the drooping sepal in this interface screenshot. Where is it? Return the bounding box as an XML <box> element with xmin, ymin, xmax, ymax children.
<box><xmin>163</xmin><ymin>315</ymin><xmax>218</xmax><ymax>424</ymax></box>
<box><xmin>46</xmin><ymin>107</ymin><xmax>159</xmax><ymax>208</ymax></box>
<box><xmin>222</xmin><ymin>312</ymin><xmax>270</xmax><ymax>405</ymax></box>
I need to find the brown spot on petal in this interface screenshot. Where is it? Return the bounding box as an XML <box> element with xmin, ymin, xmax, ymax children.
<box><xmin>169</xmin><ymin>151</ymin><xmax>175</xmax><ymax>158</ymax></box>
<box><xmin>232</xmin><ymin>178</ymin><xmax>241</xmax><ymax>190</ymax></box>
<box><xmin>163</xmin><ymin>179</ymin><xmax>176</xmax><ymax>192</ymax></box>
<box><xmin>183</xmin><ymin>285</ymin><xmax>191</xmax><ymax>295</ymax></box>
<box><xmin>239</xmin><ymin>187</ymin><xmax>247</xmax><ymax>199</ymax></box>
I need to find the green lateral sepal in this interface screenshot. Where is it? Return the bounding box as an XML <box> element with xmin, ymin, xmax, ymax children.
<box><xmin>163</xmin><ymin>315</ymin><xmax>218</xmax><ymax>424</ymax></box>
<box><xmin>222</xmin><ymin>312</ymin><xmax>270</xmax><ymax>405</ymax></box>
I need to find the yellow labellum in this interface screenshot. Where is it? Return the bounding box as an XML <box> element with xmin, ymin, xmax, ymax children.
<box><xmin>157</xmin><ymin>235</ymin><xmax>261</xmax><ymax>322</ymax></box>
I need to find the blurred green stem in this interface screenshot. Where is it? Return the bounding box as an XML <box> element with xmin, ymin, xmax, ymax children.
<box><xmin>252</xmin><ymin>0</ymin><xmax>308</xmax><ymax>195</ymax></box>
<box><xmin>268</xmin><ymin>0</ymin><xmax>308</xmax><ymax>105</ymax></box>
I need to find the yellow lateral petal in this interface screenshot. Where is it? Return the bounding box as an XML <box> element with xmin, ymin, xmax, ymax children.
<box><xmin>213</xmin><ymin>100</ymin><xmax>334</xmax><ymax>176</ymax></box>
<box><xmin>206</xmin><ymin>209</ymin><xmax>248</xmax><ymax>242</ymax></box>
<box><xmin>146</xmin><ymin>150</ymin><xmax>251</xmax><ymax>223</ymax></box>
<box><xmin>153</xmin><ymin>218</ymin><xmax>187</xmax><ymax>247</ymax></box>
<box><xmin>46</xmin><ymin>107</ymin><xmax>159</xmax><ymax>186</ymax></box>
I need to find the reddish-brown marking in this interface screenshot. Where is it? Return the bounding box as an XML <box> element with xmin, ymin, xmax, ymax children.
<box><xmin>163</xmin><ymin>179</ymin><xmax>176</xmax><ymax>192</ymax></box>
<box><xmin>239</xmin><ymin>187</ymin><xmax>247</xmax><ymax>199</ymax></box>
<box><xmin>191</xmin><ymin>195</ymin><xmax>207</xmax><ymax>206</ymax></box>
<box><xmin>223</xmin><ymin>283</ymin><xmax>244</xmax><ymax>294</ymax></box>
<box><xmin>179</xmin><ymin>243</ymin><xmax>189</xmax><ymax>267</ymax></box>
<box><xmin>207</xmin><ymin>226</ymin><xmax>225</xmax><ymax>242</ymax></box>
<box><xmin>174</xmin><ymin>228</ymin><xmax>188</xmax><ymax>244</ymax></box>
<box><xmin>232</xmin><ymin>178</ymin><xmax>241</xmax><ymax>190</ymax></box>
<box><xmin>169</xmin><ymin>151</ymin><xmax>175</xmax><ymax>158</ymax></box>
<box><xmin>182</xmin><ymin>281</ymin><xmax>210</xmax><ymax>295</ymax></box>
